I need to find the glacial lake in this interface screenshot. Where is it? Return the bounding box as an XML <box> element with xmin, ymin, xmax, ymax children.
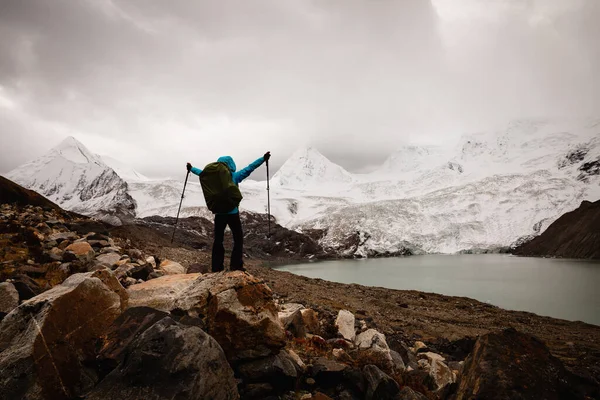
<box><xmin>275</xmin><ymin>254</ymin><xmax>600</xmax><ymax>326</ymax></box>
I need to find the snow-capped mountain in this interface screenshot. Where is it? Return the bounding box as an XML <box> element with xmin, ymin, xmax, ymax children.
<box><xmin>4</xmin><ymin>119</ymin><xmax>599</xmax><ymax>254</ymax></box>
<box><xmin>5</xmin><ymin>137</ymin><xmax>136</xmax><ymax>224</ymax></box>
<box><xmin>271</xmin><ymin>147</ymin><xmax>354</xmax><ymax>189</ymax></box>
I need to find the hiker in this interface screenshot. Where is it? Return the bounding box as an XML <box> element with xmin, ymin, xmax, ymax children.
<box><xmin>186</xmin><ymin>152</ymin><xmax>271</xmax><ymax>272</ymax></box>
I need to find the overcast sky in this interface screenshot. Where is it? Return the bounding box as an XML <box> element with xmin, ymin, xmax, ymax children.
<box><xmin>0</xmin><ymin>0</ymin><xmax>599</xmax><ymax>179</ymax></box>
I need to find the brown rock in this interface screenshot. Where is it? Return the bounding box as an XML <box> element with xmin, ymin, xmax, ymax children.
<box><xmin>301</xmin><ymin>308</ymin><xmax>320</xmax><ymax>334</ymax></box>
<box><xmin>454</xmin><ymin>328</ymin><xmax>593</xmax><ymax>400</ymax></box>
<box><xmin>95</xmin><ymin>253</ymin><xmax>121</xmax><ymax>268</ymax></box>
<box><xmin>0</xmin><ymin>272</ymin><xmax>125</xmax><ymax>399</ymax></box>
<box><xmin>158</xmin><ymin>259</ymin><xmax>186</xmax><ymax>275</ymax></box>
<box><xmin>65</xmin><ymin>242</ymin><xmax>95</xmax><ymax>262</ymax></box>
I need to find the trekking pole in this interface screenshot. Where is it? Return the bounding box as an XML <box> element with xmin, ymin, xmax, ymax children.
<box><xmin>266</xmin><ymin>159</ymin><xmax>271</xmax><ymax>238</ymax></box>
<box><xmin>171</xmin><ymin>170</ymin><xmax>190</xmax><ymax>244</ymax></box>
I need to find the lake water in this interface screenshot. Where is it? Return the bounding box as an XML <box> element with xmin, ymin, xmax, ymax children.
<box><xmin>275</xmin><ymin>254</ymin><xmax>600</xmax><ymax>326</ymax></box>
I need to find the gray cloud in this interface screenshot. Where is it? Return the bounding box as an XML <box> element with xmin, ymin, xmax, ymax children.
<box><xmin>0</xmin><ymin>0</ymin><xmax>598</xmax><ymax>178</ymax></box>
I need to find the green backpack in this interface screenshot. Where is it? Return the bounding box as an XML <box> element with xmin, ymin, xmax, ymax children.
<box><xmin>200</xmin><ymin>162</ymin><xmax>243</xmax><ymax>214</ymax></box>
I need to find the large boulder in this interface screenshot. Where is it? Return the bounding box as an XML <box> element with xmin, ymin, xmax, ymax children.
<box><xmin>86</xmin><ymin>317</ymin><xmax>239</xmax><ymax>400</ymax></box>
<box><xmin>454</xmin><ymin>328</ymin><xmax>593</xmax><ymax>400</ymax></box>
<box><xmin>128</xmin><ymin>271</ymin><xmax>286</xmax><ymax>361</ymax></box>
<box><xmin>335</xmin><ymin>309</ymin><xmax>356</xmax><ymax>341</ymax></box>
<box><xmin>0</xmin><ymin>272</ymin><xmax>126</xmax><ymax>400</ymax></box>
<box><xmin>0</xmin><ymin>282</ymin><xmax>19</xmax><ymax>314</ymax></box>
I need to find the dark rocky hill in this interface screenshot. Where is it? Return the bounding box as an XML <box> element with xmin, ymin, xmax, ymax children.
<box><xmin>513</xmin><ymin>199</ymin><xmax>600</xmax><ymax>259</ymax></box>
<box><xmin>0</xmin><ymin>175</ymin><xmax>61</xmax><ymax>210</ymax></box>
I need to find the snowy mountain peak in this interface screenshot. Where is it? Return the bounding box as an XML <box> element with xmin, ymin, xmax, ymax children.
<box><xmin>6</xmin><ymin>136</ymin><xmax>135</xmax><ymax>222</ymax></box>
<box><xmin>50</xmin><ymin>136</ymin><xmax>102</xmax><ymax>165</ymax></box>
<box><xmin>272</xmin><ymin>147</ymin><xmax>353</xmax><ymax>188</ymax></box>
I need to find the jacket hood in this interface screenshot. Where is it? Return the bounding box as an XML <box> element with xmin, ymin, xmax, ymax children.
<box><xmin>217</xmin><ymin>156</ymin><xmax>236</xmax><ymax>172</ymax></box>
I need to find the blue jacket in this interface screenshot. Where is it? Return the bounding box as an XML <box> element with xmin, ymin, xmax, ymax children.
<box><xmin>190</xmin><ymin>155</ymin><xmax>264</xmax><ymax>214</ymax></box>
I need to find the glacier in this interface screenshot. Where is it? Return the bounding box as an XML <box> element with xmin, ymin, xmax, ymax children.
<box><xmin>4</xmin><ymin>119</ymin><xmax>599</xmax><ymax>255</ymax></box>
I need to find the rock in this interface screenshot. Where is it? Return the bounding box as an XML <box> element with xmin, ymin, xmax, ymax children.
<box><xmin>129</xmin><ymin>263</ymin><xmax>153</xmax><ymax>280</ymax></box>
<box><xmin>95</xmin><ymin>253</ymin><xmax>122</xmax><ymax>268</ymax></box>
<box><xmin>129</xmin><ymin>272</ymin><xmax>286</xmax><ymax>361</ymax></box>
<box><xmin>332</xmin><ymin>348</ymin><xmax>353</xmax><ymax>363</ymax></box>
<box><xmin>355</xmin><ymin>329</ymin><xmax>393</xmax><ymax>370</ymax></box>
<box><xmin>188</xmin><ymin>262</ymin><xmax>210</xmax><ymax>274</ymax></box>
<box><xmin>0</xmin><ymin>272</ymin><xmax>125</xmax><ymax>399</ymax></box>
<box><xmin>47</xmin><ymin>231</ymin><xmax>78</xmax><ymax>243</ymax></box>
<box><xmin>0</xmin><ymin>282</ymin><xmax>19</xmax><ymax>314</ymax></box>
<box><xmin>126</xmin><ymin>248</ymin><xmax>142</xmax><ymax>260</ymax></box>
<box><xmin>64</xmin><ymin>242</ymin><xmax>95</xmax><ymax>262</ymax></box>
<box><xmin>101</xmin><ymin>246</ymin><xmax>121</xmax><ymax>254</ymax></box>
<box><xmin>145</xmin><ymin>255</ymin><xmax>156</xmax><ymax>268</ymax></box>
<box><xmin>95</xmin><ymin>307</ymin><xmax>170</xmax><ymax>378</ymax></box>
<box><xmin>390</xmin><ymin>350</ymin><xmax>406</xmax><ymax>372</ymax></box>
<box><xmin>128</xmin><ymin>273</ymin><xmax>202</xmax><ymax>310</ymax></box>
<box><xmin>301</xmin><ymin>308</ymin><xmax>320</xmax><ymax>334</ymax></box>
<box><xmin>417</xmin><ymin>352</ymin><xmax>454</xmax><ymax>392</ymax></box>
<box><xmin>454</xmin><ymin>328</ymin><xmax>592</xmax><ymax>400</ymax></box>
<box><xmin>237</xmin><ymin>350</ymin><xmax>300</xmax><ymax>389</ymax></box>
<box><xmin>88</xmin><ymin>239</ymin><xmax>110</xmax><ymax>248</ymax></box>
<box><xmin>10</xmin><ymin>274</ymin><xmax>42</xmax><ymax>301</ymax></box>
<box><xmin>397</xmin><ymin>387</ymin><xmax>428</xmax><ymax>400</ymax></box>
<box><xmin>86</xmin><ymin>317</ymin><xmax>239</xmax><ymax>400</ymax></box>
<box><xmin>278</xmin><ymin>303</ymin><xmax>306</xmax><ymax>338</ymax></box>
<box><xmin>363</xmin><ymin>364</ymin><xmax>400</xmax><ymax>400</ymax></box>
<box><xmin>158</xmin><ymin>259</ymin><xmax>186</xmax><ymax>275</ymax></box>
<box><xmin>412</xmin><ymin>341</ymin><xmax>428</xmax><ymax>353</ymax></box>
<box><xmin>122</xmin><ymin>277</ymin><xmax>137</xmax><ymax>287</ymax></box>
<box><xmin>356</xmin><ymin>329</ymin><xmax>390</xmax><ymax>351</ymax></box>
<box><xmin>287</xmin><ymin>349</ymin><xmax>306</xmax><ymax>371</ymax></box>
<box><xmin>47</xmin><ymin>246</ymin><xmax>64</xmax><ymax>261</ymax></box>
<box><xmin>335</xmin><ymin>309</ymin><xmax>356</xmax><ymax>341</ymax></box>
<box><xmin>312</xmin><ymin>356</ymin><xmax>348</xmax><ymax>383</ymax></box>
<box><xmin>114</xmin><ymin>263</ymin><xmax>135</xmax><ymax>279</ymax></box>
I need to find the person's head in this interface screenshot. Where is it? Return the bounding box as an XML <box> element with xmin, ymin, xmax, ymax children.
<box><xmin>217</xmin><ymin>156</ymin><xmax>236</xmax><ymax>172</ymax></box>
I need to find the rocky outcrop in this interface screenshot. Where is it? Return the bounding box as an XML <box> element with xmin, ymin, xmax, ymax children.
<box><xmin>417</xmin><ymin>352</ymin><xmax>455</xmax><ymax>392</ymax></box>
<box><xmin>513</xmin><ymin>199</ymin><xmax>600</xmax><ymax>259</ymax></box>
<box><xmin>0</xmin><ymin>271</ymin><xmax>127</xmax><ymax>400</ymax></box>
<box><xmin>127</xmin><ymin>271</ymin><xmax>286</xmax><ymax>361</ymax></box>
<box><xmin>453</xmin><ymin>328</ymin><xmax>593</xmax><ymax>400</ymax></box>
<box><xmin>86</xmin><ymin>317</ymin><xmax>239</xmax><ymax>400</ymax></box>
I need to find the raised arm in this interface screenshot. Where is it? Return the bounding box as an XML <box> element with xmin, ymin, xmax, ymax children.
<box><xmin>187</xmin><ymin>162</ymin><xmax>202</xmax><ymax>176</ymax></box>
<box><xmin>233</xmin><ymin>157</ymin><xmax>264</xmax><ymax>183</ymax></box>
<box><xmin>233</xmin><ymin>152</ymin><xmax>270</xmax><ymax>184</ymax></box>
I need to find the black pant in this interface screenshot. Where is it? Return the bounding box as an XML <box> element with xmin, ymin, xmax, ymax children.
<box><xmin>212</xmin><ymin>213</ymin><xmax>244</xmax><ymax>272</ymax></box>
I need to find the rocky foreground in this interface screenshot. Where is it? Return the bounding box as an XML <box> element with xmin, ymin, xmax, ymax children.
<box><xmin>0</xmin><ymin>199</ymin><xmax>599</xmax><ymax>398</ymax></box>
